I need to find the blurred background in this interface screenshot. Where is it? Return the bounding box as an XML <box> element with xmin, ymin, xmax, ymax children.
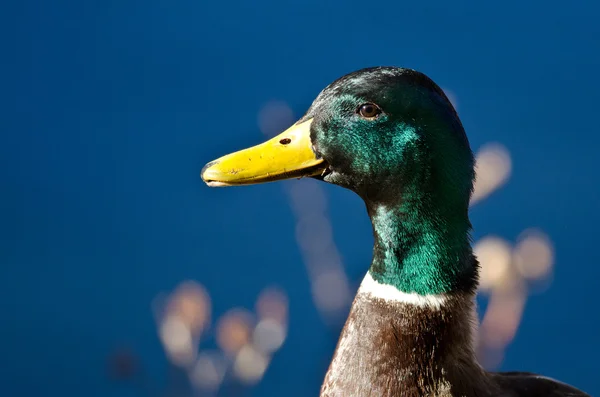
<box><xmin>1</xmin><ymin>0</ymin><xmax>599</xmax><ymax>396</ymax></box>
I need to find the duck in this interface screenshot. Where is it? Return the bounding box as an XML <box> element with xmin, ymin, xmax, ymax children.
<box><xmin>201</xmin><ymin>67</ymin><xmax>590</xmax><ymax>397</ymax></box>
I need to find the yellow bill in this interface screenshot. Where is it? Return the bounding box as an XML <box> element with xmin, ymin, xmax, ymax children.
<box><xmin>201</xmin><ymin>118</ymin><xmax>326</xmax><ymax>187</ymax></box>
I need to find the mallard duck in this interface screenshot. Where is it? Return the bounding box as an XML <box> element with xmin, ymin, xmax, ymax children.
<box><xmin>201</xmin><ymin>67</ymin><xmax>589</xmax><ymax>397</ymax></box>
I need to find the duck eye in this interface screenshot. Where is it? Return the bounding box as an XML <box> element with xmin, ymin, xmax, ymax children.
<box><xmin>358</xmin><ymin>103</ymin><xmax>381</xmax><ymax>119</ymax></box>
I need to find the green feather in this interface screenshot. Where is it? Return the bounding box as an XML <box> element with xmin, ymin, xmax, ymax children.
<box><xmin>307</xmin><ymin>67</ymin><xmax>476</xmax><ymax>294</ymax></box>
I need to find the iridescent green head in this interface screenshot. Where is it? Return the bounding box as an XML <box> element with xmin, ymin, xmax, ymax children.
<box><xmin>202</xmin><ymin>67</ymin><xmax>478</xmax><ymax>295</ymax></box>
<box><xmin>304</xmin><ymin>67</ymin><xmax>474</xmax><ymax>212</ymax></box>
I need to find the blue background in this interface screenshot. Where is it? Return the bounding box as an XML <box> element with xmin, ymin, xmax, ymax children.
<box><xmin>1</xmin><ymin>0</ymin><xmax>598</xmax><ymax>396</ymax></box>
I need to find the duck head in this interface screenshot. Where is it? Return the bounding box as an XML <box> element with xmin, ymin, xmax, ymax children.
<box><xmin>202</xmin><ymin>67</ymin><xmax>473</xmax><ymax>210</ymax></box>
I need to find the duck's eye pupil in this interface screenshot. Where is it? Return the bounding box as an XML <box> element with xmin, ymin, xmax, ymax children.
<box><xmin>358</xmin><ymin>103</ymin><xmax>380</xmax><ymax>119</ymax></box>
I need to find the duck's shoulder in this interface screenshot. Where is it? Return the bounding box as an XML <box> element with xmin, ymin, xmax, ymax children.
<box><xmin>490</xmin><ymin>371</ymin><xmax>590</xmax><ymax>397</ymax></box>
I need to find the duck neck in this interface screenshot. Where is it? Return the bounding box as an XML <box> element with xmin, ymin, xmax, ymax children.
<box><xmin>322</xmin><ymin>196</ymin><xmax>490</xmax><ymax>396</ymax></box>
<box><xmin>366</xmin><ymin>196</ymin><xmax>477</xmax><ymax>296</ymax></box>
